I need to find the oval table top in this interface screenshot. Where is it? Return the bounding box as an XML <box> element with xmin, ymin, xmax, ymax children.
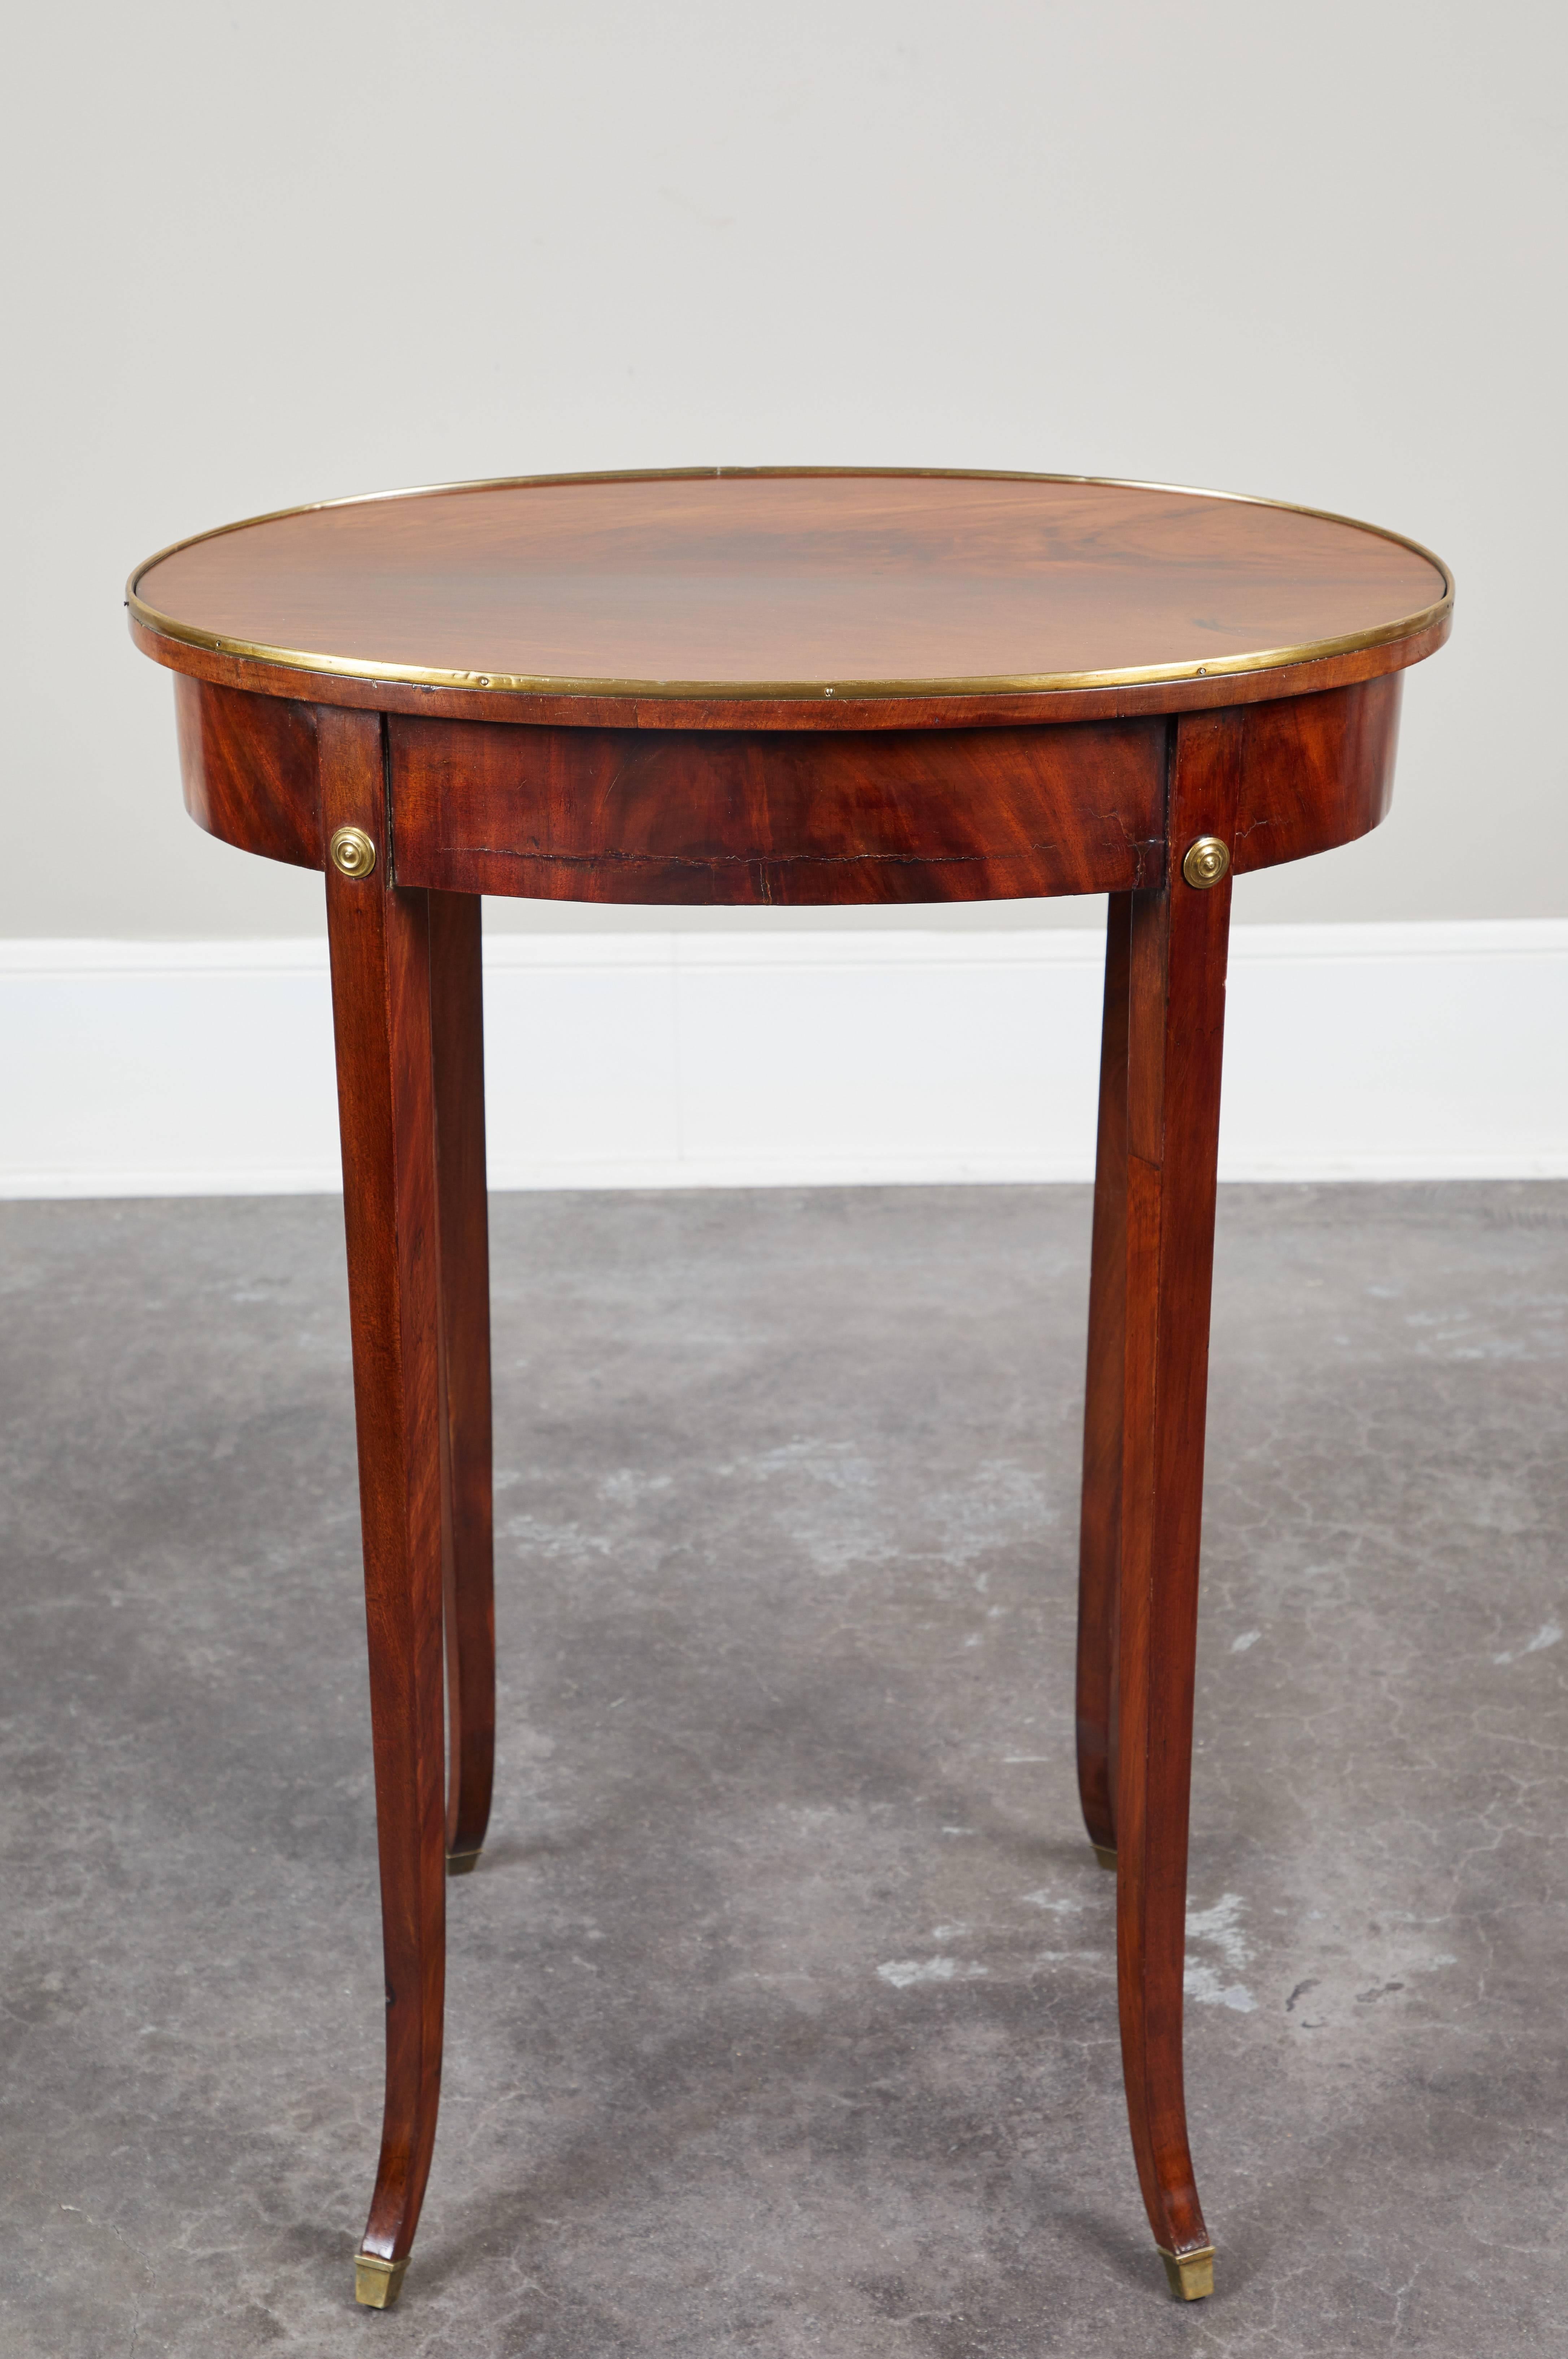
<box><xmin>130</xmin><ymin>469</ymin><xmax>1451</xmax><ymax>730</ymax></box>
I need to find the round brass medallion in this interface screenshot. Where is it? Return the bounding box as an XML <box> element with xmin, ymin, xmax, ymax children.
<box><xmin>329</xmin><ymin>825</ymin><xmax>378</xmax><ymax>879</ymax></box>
<box><xmin>1181</xmin><ymin>836</ymin><xmax>1230</xmax><ymax>890</ymax></box>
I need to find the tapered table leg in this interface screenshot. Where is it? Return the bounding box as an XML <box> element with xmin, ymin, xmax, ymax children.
<box><xmin>1077</xmin><ymin>891</ymin><xmax>1132</xmax><ymax>1867</ymax></box>
<box><xmin>428</xmin><ymin>892</ymin><xmax>495</xmax><ymax>1874</ymax></box>
<box><xmin>322</xmin><ymin>710</ymin><xmax>447</xmax><ymax>2309</ymax></box>
<box><xmin>1114</xmin><ymin>711</ymin><xmax>1240</xmax><ymax>2301</ymax></box>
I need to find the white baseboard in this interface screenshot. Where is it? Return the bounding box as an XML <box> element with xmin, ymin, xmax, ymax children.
<box><xmin>1</xmin><ymin>922</ymin><xmax>1563</xmax><ymax>1198</ymax></box>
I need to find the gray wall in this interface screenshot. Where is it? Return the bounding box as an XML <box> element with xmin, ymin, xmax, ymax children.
<box><xmin>4</xmin><ymin>0</ymin><xmax>1561</xmax><ymax>939</ymax></box>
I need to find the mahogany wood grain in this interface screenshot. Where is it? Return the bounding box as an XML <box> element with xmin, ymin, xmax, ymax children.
<box><xmin>429</xmin><ymin>892</ymin><xmax>495</xmax><ymax>1868</ymax></box>
<box><xmin>174</xmin><ymin>674</ymin><xmax>321</xmax><ymax>869</ymax></box>
<box><xmin>1073</xmin><ymin>669</ymin><xmax>1399</xmax><ymax>1877</ymax></box>
<box><xmin>129</xmin><ymin>469</ymin><xmax>1450</xmax><ymax>730</ymax></box>
<box><xmin>1231</xmin><ymin>672</ymin><xmax>1401</xmax><ymax>876</ymax></box>
<box><xmin>321</xmin><ymin>709</ymin><xmax>447</xmax><ymax>2272</ymax></box>
<box><xmin>1114</xmin><ymin>707</ymin><xmax>1240</xmax><ymax>2271</ymax></box>
<box><xmin>389</xmin><ymin>715</ymin><xmax>1165</xmax><ymax>905</ymax></box>
<box><xmin>164</xmin><ymin>670</ymin><xmax>1403</xmax><ymax>904</ymax></box>
<box><xmin>1077</xmin><ymin>891</ymin><xmax>1132</xmax><ymax>1855</ymax></box>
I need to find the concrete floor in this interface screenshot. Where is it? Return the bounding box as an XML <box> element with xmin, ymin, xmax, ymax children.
<box><xmin>1</xmin><ymin>1184</ymin><xmax>1566</xmax><ymax>2358</ymax></box>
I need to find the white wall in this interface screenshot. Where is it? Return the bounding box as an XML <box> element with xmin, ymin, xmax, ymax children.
<box><xmin>4</xmin><ymin>925</ymin><xmax>1565</xmax><ymax>1197</ymax></box>
<box><xmin>3</xmin><ymin>0</ymin><xmax>1564</xmax><ymax>942</ymax></box>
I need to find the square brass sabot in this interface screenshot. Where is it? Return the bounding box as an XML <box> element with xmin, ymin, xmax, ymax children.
<box><xmin>1159</xmin><ymin>2245</ymin><xmax>1216</xmax><ymax>2301</ymax></box>
<box><xmin>354</xmin><ymin>2252</ymin><xmax>410</xmax><ymax>2308</ymax></box>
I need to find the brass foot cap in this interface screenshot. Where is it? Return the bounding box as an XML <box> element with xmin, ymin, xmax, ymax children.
<box><xmin>1158</xmin><ymin>2245</ymin><xmax>1215</xmax><ymax>2302</ymax></box>
<box><xmin>354</xmin><ymin>2252</ymin><xmax>409</xmax><ymax>2308</ymax></box>
<box><xmin>1092</xmin><ymin>1844</ymin><xmax>1118</xmax><ymax>1872</ymax></box>
<box><xmin>446</xmin><ymin>1849</ymin><xmax>482</xmax><ymax>1877</ymax></box>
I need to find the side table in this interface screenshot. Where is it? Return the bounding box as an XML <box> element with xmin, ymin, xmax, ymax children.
<box><xmin>127</xmin><ymin>469</ymin><xmax>1452</xmax><ymax>2307</ymax></box>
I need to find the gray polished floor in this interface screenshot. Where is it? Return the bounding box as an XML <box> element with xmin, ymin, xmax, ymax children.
<box><xmin>2</xmin><ymin>1184</ymin><xmax>1565</xmax><ymax>2358</ymax></box>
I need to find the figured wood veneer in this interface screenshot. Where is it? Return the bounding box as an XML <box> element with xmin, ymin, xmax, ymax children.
<box><xmin>387</xmin><ymin>713</ymin><xmax>1167</xmax><ymax>904</ymax></box>
<box><xmin>174</xmin><ymin>673</ymin><xmax>322</xmax><ymax>870</ymax></box>
<box><xmin>131</xmin><ymin>468</ymin><xmax>1450</xmax><ymax>728</ymax></box>
<box><xmin>171</xmin><ymin>671</ymin><xmax>1401</xmax><ymax>905</ymax></box>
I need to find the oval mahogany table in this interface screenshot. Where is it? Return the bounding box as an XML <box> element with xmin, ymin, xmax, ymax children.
<box><xmin>127</xmin><ymin>468</ymin><xmax>1452</xmax><ymax>2310</ymax></box>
